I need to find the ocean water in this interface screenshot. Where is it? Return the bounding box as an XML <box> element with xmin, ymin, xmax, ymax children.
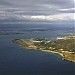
<box><xmin>0</xmin><ymin>23</ymin><xmax>75</xmax><ymax>75</ymax></box>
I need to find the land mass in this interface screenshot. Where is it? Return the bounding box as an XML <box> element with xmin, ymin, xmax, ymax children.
<box><xmin>0</xmin><ymin>31</ymin><xmax>26</xmax><ymax>35</ymax></box>
<box><xmin>13</xmin><ymin>36</ymin><xmax>75</xmax><ymax>62</ymax></box>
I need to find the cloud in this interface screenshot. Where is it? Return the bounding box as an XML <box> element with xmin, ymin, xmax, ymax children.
<box><xmin>0</xmin><ymin>0</ymin><xmax>74</xmax><ymax>9</ymax></box>
<box><xmin>0</xmin><ymin>0</ymin><xmax>74</xmax><ymax>24</ymax></box>
<box><xmin>59</xmin><ymin>8</ymin><xmax>75</xmax><ymax>11</ymax></box>
<box><xmin>16</xmin><ymin>13</ymin><xmax>74</xmax><ymax>21</ymax></box>
<box><xmin>58</xmin><ymin>8</ymin><xmax>75</xmax><ymax>13</ymax></box>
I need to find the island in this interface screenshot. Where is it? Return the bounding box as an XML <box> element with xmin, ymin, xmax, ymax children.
<box><xmin>13</xmin><ymin>36</ymin><xmax>75</xmax><ymax>62</ymax></box>
<box><xmin>0</xmin><ymin>31</ymin><xmax>26</xmax><ymax>35</ymax></box>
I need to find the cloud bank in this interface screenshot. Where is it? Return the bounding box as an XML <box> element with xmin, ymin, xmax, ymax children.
<box><xmin>0</xmin><ymin>0</ymin><xmax>74</xmax><ymax>23</ymax></box>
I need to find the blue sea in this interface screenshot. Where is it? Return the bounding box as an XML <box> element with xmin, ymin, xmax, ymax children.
<box><xmin>0</xmin><ymin>23</ymin><xmax>75</xmax><ymax>75</ymax></box>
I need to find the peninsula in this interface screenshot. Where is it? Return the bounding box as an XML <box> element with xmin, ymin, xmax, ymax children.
<box><xmin>13</xmin><ymin>36</ymin><xmax>75</xmax><ymax>62</ymax></box>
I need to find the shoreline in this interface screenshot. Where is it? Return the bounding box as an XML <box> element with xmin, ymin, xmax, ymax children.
<box><xmin>22</xmin><ymin>46</ymin><xmax>75</xmax><ymax>63</ymax></box>
<box><xmin>38</xmin><ymin>49</ymin><xmax>75</xmax><ymax>63</ymax></box>
<box><xmin>13</xmin><ymin>38</ymin><xmax>75</xmax><ymax>63</ymax></box>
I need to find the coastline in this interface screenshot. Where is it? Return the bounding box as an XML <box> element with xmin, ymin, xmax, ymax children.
<box><xmin>40</xmin><ymin>49</ymin><xmax>75</xmax><ymax>63</ymax></box>
<box><xmin>41</xmin><ymin>50</ymin><xmax>64</xmax><ymax>57</ymax></box>
<box><xmin>13</xmin><ymin>38</ymin><xmax>75</xmax><ymax>63</ymax></box>
<box><xmin>22</xmin><ymin>45</ymin><xmax>75</xmax><ymax>63</ymax></box>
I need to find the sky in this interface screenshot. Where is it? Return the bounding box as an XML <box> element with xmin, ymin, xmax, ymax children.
<box><xmin>0</xmin><ymin>0</ymin><xmax>75</xmax><ymax>23</ymax></box>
